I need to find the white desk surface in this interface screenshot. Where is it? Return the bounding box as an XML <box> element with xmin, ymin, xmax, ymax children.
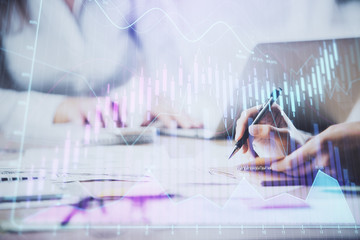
<box><xmin>0</xmin><ymin>135</ymin><xmax>359</xmax><ymax>239</ymax></box>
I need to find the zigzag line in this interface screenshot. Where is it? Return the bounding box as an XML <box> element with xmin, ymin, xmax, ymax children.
<box><xmin>93</xmin><ymin>0</ymin><xmax>253</xmax><ymax>53</ymax></box>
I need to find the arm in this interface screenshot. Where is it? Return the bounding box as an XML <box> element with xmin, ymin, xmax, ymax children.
<box><xmin>0</xmin><ymin>88</ymin><xmax>127</xmax><ymax>136</ymax></box>
<box><xmin>271</xmin><ymin>122</ymin><xmax>360</xmax><ymax>177</ymax></box>
<box><xmin>235</xmin><ymin>104</ymin><xmax>360</xmax><ymax>179</ymax></box>
<box><xmin>0</xmin><ymin>89</ymin><xmax>64</xmax><ymax>137</ymax></box>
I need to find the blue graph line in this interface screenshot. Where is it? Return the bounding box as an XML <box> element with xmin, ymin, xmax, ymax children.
<box><xmin>269</xmin><ymin>107</ymin><xmax>288</xmax><ymax>156</ymax></box>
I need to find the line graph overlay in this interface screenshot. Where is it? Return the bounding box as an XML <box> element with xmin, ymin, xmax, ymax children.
<box><xmin>15</xmin><ymin>170</ymin><xmax>356</xmax><ymax>227</ymax></box>
<box><xmin>287</xmin><ymin>54</ymin><xmax>359</xmax><ymax>100</ymax></box>
<box><xmin>93</xmin><ymin>0</ymin><xmax>254</xmax><ymax>53</ymax></box>
<box><xmin>0</xmin><ymin>46</ymin><xmax>98</xmax><ymax>98</ymax></box>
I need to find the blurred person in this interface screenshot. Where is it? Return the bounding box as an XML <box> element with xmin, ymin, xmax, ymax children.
<box><xmin>0</xmin><ymin>0</ymin><xmax>201</xmax><ymax>139</ymax></box>
<box><xmin>1</xmin><ymin>0</ymin><xmax>360</xmax><ymax>140</ymax></box>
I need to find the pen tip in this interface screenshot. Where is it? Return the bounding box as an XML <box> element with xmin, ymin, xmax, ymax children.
<box><xmin>228</xmin><ymin>148</ymin><xmax>239</xmax><ymax>160</ymax></box>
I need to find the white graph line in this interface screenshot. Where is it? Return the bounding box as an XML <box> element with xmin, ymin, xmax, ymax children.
<box><xmin>288</xmin><ymin>53</ymin><xmax>359</xmax><ymax>100</ymax></box>
<box><xmin>327</xmin><ymin>77</ymin><xmax>360</xmax><ymax>99</ymax></box>
<box><xmin>21</xmin><ymin>170</ymin><xmax>353</xmax><ymax>228</ymax></box>
<box><xmin>0</xmin><ymin>47</ymin><xmax>98</xmax><ymax>98</ymax></box>
<box><xmin>93</xmin><ymin>0</ymin><xmax>253</xmax><ymax>53</ymax></box>
<box><xmin>11</xmin><ymin>0</ymin><xmax>44</xmax><ymax>225</ymax></box>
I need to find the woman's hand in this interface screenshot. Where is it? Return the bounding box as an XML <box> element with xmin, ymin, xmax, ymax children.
<box><xmin>53</xmin><ymin>96</ymin><xmax>203</xmax><ymax>129</ymax></box>
<box><xmin>142</xmin><ymin>96</ymin><xmax>203</xmax><ymax>129</ymax></box>
<box><xmin>271</xmin><ymin>122</ymin><xmax>360</xmax><ymax>177</ymax></box>
<box><xmin>235</xmin><ymin>104</ymin><xmax>310</xmax><ymax>163</ymax></box>
<box><xmin>53</xmin><ymin>97</ymin><xmax>122</xmax><ymax>128</ymax></box>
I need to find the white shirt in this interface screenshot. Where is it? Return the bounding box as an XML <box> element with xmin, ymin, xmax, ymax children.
<box><xmin>1</xmin><ymin>0</ymin><xmax>138</xmax><ymax>137</ymax></box>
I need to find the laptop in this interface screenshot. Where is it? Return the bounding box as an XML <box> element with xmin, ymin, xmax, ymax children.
<box><xmin>159</xmin><ymin>37</ymin><xmax>360</xmax><ymax>141</ymax></box>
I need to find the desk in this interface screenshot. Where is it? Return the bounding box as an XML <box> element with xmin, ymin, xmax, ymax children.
<box><xmin>0</xmin><ymin>135</ymin><xmax>359</xmax><ymax>239</ymax></box>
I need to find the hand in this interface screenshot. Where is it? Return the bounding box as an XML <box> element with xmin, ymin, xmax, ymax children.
<box><xmin>235</xmin><ymin>104</ymin><xmax>310</xmax><ymax>162</ymax></box>
<box><xmin>55</xmin><ymin>96</ymin><xmax>202</xmax><ymax>129</ymax></box>
<box><xmin>53</xmin><ymin>97</ymin><xmax>122</xmax><ymax>128</ymax></box>
<box><xmin>109</xmin><ymin>79</ymin><xmax>203</xmax><ymax>129</ymax></box>
<box><xmin>271</xmin><ymin>122</ymin><xmax>360</xmax><ymax>177</ymax></box>
<box><xmin>142</xmin><ymin>96</ymin><xmax>203</xmax><ymax>129</ymax></box>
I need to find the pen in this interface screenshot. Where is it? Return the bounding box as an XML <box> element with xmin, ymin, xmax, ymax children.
<box><xmin>228</xmin><ymin>87</ymin><xmax>282</xmax><ymax>159</ymax></box>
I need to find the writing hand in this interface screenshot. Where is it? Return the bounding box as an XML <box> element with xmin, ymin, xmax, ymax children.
<box><xmin>271</xmin><ymin>122</ymin><xmax>360</xmax><ymax>177</ymax></box>
<box><xmin>235</xmin><ymin>104</ymin><xmax>309</xmax><ymax>163</ymax></box>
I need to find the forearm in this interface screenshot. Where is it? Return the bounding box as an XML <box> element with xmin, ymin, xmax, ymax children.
<box><xmin>0</xmin><ymin>89</ymin><xmax>64</xmax><ymax>137</ymax></box>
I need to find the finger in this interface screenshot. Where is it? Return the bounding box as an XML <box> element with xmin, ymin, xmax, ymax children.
<box><xmin>62</xmin><ymin>107</ymin><xmax>85</xmax><ymax>125</ymax></box>
<box><xmin>241</xmin><ymin>141</ymin><xmax>249</xmax><ymax>153</ymax></box>
<box><xmin>237</xmin><ymin>145</ymin><xmax>257</xmax><ymax>164</ymax></box>
<box><xmin>157</xmin><ymin>114</ymin><xmax>176</xmax><ymax>129</ymax></box>
<box><xmin>111</xmin><ymin>101</ymin><xmax>122</xmax><ymax>127</ymax></box>
<box><xmin>190</xmin><ymin>118</ymin><xmax>204</xmax><ymax>129</ymax></box>
<box><xmin>103</xmin><ymin>112</ymin><xmax>115</xmax><ymax>128</ymax></box>
<box><xmin>270</xmin><ymin>139</ymin><xmax>317</xmax><ymax>173</ymax></box>
<box><xmin>303</xmin><ymin>160</ymin><xmax>318</xmax><ymax>177</ymax></box>
<box><xmin>101</xmin><ymin>109</ymin><xmax>112</xmax><ymax>128</ymax></box>
<box><xmin>86</xmin><ymin>110</ymin><xmax>97</xmax><ymax>127</ymax></box>
<box><xmin>274</xmin><ymin>134</ymin><xmax>326</xmax><ymax>171</ymax></box>
<box><xmin>305</xmin><ymin>153</ymin><xmax>333</xmax><ymax>178</ymax></box>
<box><xmin>69</xmin><ymin>113</ymin><xmax>86</xmax><ymax>125</ymax></box>
<box><xmin>289</xmin><ymin>157</ymin><xmax>321</xmax><ymax>178</ymax></box>
<box><xmin>96</xmin><ymin>106</ymin><xmax>105</xmax><ymax>128</ymax></box>
<box><xmin>270</xmin><ymin>103</ymin><xmax>282</xmax><ymax>112</ymax></box>
<box><xmin>270</xmin><ymin>153</ymin><xmax>299</xmax><ymax>174</ymax></box>
<box><xmin>235</xmin><ymin>106</ymin><xmax>261</xmax><ymax>141</ymax></box>
<box><xmin>103</xmin><ymin>101</ymin><xmax>117</xmax><ymax>129</ymax></box>
<box><xmin>86</xmin><ymin>108</ymin><xmax>104</xmax><ymax>128</ymax></box>
<box><xmin>103</xmin><ymin>96</ymin><xmax>111</xmax><ymax>117</ymax></box>
<box><xmin>253</xmin><ymin>157</ymin><xmax>283</xmax><ymax>166</ymax></box>
<box><xmin>249</xmin><ymin>124</ymin><xmax>289</xmax><ymax>139</ymax></box>
<box><xmin>87</xmin><ymin>100</ymin><xmax>106</xmax><ymax>128</ymax></box>
<box><xmin>253</xmin><ymin>157</ymin><xmax>267</xmax><ymax>166</ymax></box>
<box><xmin>119</xmin><ymin>98</ymin><xmax>128</xmax><ymax>127</ymax></box>
<box><xmin>172</xmin><ymin>114</ymin><xmax>192</xmax><ymax>129</ymax></box>
<box><xmin>238</xmin><ymin>156</ymin><xmax>282</xmax><ymax>169</ymax></box>
<box><xmin>170</xmin><ymin>111</ymin><xmax>203</xmax><ymax>129</ymax></box>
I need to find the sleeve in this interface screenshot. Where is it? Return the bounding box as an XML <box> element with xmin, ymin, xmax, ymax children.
<box><xmin>0</xmin><ymin>89</ymin><xmax>65</xmax><ymax>138</ymax></box>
